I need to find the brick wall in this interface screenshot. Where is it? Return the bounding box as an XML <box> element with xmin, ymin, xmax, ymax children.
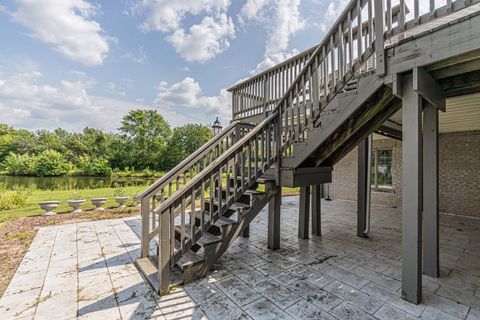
<box><xmin>329</xmin><ymin>130</ymin><xmax>480</xmax><ymax>218</ymax></box>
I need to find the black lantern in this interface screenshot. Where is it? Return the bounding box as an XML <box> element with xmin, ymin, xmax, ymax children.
<box><xmin>212</xmin><ymin>117</ymin><xmax>222</xmax><ymax>136</ymax></box>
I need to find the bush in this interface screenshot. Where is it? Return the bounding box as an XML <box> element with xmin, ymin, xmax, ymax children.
<box><xmin>77</xmin><ymin>155</ymin><xmax>112</xmax><ymax>177</ymax></box>
<box><xmin>0</xmin><ymin>184</ymin><xmax>32</xmax><ymax>210</ymax></box>
<box><xmin>2</xmin><ymin>153</ymin><xmax>35</xmax><ymax>175</ymax></box>
<box><xmin>33</xmin><ymin>150</ymin><xmax>70</xmax><ymax>176</ymax></box>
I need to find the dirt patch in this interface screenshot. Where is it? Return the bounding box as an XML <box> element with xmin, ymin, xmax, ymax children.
<box><xmin>0</xmin><ymin>206</ymin><xmax>140</xmax><ymax>297</ymax></box>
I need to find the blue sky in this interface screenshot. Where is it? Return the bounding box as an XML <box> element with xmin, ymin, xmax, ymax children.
<box><xmin>0</xmin><ymin>0</ymin><xmax>349</xmax><ymax>131</ymax></box>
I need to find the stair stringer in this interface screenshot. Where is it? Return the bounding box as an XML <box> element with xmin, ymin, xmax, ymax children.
<box><xmin>181</xmin><ymin>181</ymin><xmax>277</xmax><ymax>283</ymax></box>
<box><xmin>282</xmin><ymin>73</ymin><xmax>387</xmax><ymax>169</ymax></box>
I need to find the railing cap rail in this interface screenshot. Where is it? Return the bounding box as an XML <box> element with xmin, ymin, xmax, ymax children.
<box><xmin>226</xmin><ymin>45</ymin><xmax>317</xmax><ymax>92</ymax></box>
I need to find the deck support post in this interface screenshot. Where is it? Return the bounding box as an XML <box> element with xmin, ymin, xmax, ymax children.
<box><xmin>299</xmin><ymin>186</ymin><xmax>310</xmax><ymax>239</ymax></box>
<box><xmin>311</xmin><ymin>185</ymin><xmax>322</xmax><ymax>236</ymax></box>
<box><xmin>241</xmin><ymin>225</ymin><xmax>250</xmax><ymax>238</ymax></box>
<box><xmin>268</xmin><ymin>182</ymin><xmax>281</xmax><ymax>250</ymax></box>
<box><xmin>357</xmin><ymin>136</ymin><xmax>372</xmax><ymax>238</ymax></box>
<box><xmin>401</xmin><ymin>73</ymin><xmax>423</xmax><ymax>304</ymax></box>
<box><xmin>423</xmin><ymin>103</ymin><xmax>440</xmax><ymax>278</ymax></box>
<box><xmin>159</xmin><ymin>209</ymin><xmax>171</xmax><ymax>295</ymax></box>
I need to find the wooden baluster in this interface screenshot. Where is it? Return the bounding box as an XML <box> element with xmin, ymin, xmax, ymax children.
<box><xmin>191</xmin><ymin>188</ymin><xmax>195</xmax><ymax>241</ymax></box>
<box><xmin>302</xmin><ymin>73</ymin><xmax>307</xmax><ymax>129</ymax></box>
<box><xmin>226</xmin><ymin>159</ymin><xmax>230</xmax><ymax>202</ymax></box>
<box><xmin>387</xmin><ymin>0</ymin><xmax>392</xmax><ymax>33</ymax></box>
<box><xmin>357</xmin><ymin>0</ymin><xmax>363</xmax><ymax>62</ymax></box>
<box><xmin>209</xmin><ymin>176</ymin><xmax>214</xmax><ymax>217</ymax></box>
<box><xmin>200</xmin><ymin>180</ymin><xmax>205</xmax><ymax>233</ymax></box>
<box><xmin>399</xmin><ymin>0</ymin><xmax>405</xmax><ymax>30</ymax></box>
<box><xmin>414</xmin><ymin>0</ymin><xmax>419</xmax><ymax>23</ymax></box>
<box><xmin>430</xmin><ymin>0</ymin><xmax>435</xmax><ymax>15</ymax></box>
<box><xmin>217</xmin><ymin>167</ymin><xmax>223</xmax><ymax>215</ymax></box>
<box><xmin>254</xmin><ymin>134</ymin><xmax>259</xmax><ymax>178</ymax></box>
<box><xmin>330</xmin><ymin>36</ymin><xmax>336</xmax><ymax>89</ymax></box>
<box><xmin>323</xmin><ymin>46</ymin><xmax>328</xmax><ymax>98</ymax></box>
<box><xmin>261</xmin><ymin>128</ymin><xmax>266</xmax><ymax>170</ymax></box>
<box><xmin>181</xmin><ymin>197</ymin><xmax>185</xmax><ymax>253</ymax></box>
<box><xmin>240</xmin><ymin>146</ymin><xmax>245</xmax><ymax>191</ymax></box>
<box><xmin>368</xmin><ymin>0</ymin><xmax>373</xmax><ymax>47</ymax></box>
<box><xmin>170</xmin><ymin>207</ymin><xmax>175</xmax><ymax>267</ymax></box>
<box><xmin>348</xmin><ymin>10</ymin><xmax>354</xmax><ymax>69</ymax></box>
<box><xmin>247</xmin><ymin>142</ymin><xmax>252</xmax><ymax>185</ymax></box>
<box><xmin>140</xmin><ymin>195</ymin><xmax>150</xmax><ymax>258</ymax></box>
<box><xmin>338</xmin><ymin>24</ymin><xmax>344</xmax><ymax>81</ymax></box>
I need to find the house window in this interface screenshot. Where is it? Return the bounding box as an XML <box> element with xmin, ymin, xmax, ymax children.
<box><xmin>371</xmin><ymin>149</ymin><xmax>393</xmax><ymax>189</ymax></box>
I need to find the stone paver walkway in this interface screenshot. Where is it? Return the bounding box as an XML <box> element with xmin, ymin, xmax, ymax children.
<box><xmin>1</xmin><ymin>196</ymin><xmax>480</xmax><ymax>319</ymax></box>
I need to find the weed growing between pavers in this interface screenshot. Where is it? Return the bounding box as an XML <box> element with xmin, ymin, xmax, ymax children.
<box><xmin>308</xmin><ymin>255</ymin><xmax>337</xmax><ymax>266</ymax></box>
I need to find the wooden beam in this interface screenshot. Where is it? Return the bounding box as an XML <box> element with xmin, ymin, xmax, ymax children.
<box><xmin>413</xmin><ymin>67</ymin><xmax>446</xmax><ymax>111</ymax></box>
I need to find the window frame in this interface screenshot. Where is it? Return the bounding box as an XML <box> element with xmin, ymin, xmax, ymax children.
<box><xmin>370</xmin><ymin>148</ymin><xmax>393</xmax><ymax>191</ymax></box>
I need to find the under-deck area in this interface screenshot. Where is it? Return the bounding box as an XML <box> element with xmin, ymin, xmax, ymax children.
<box><xmin>2</xmin><ymin>196</ymin><xmax>479</xmax><ymax>320</ymax></box>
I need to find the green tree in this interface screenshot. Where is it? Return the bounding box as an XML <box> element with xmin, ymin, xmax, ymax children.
<box><xmin>164</xmin><ymin>124</ymin><xmax>211</xmax><ymax>169</ymax></box>
<box><xmin>119</xmin><ymin>109</ymin><xmax>172</xmax><ymax>170</ymax></box>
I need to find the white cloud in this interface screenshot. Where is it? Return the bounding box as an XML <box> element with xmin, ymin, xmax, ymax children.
<box><xmin>155</xmin><ymin>77</ymin><xmax>230</xmax><ymax>125</ymax></box>
<box><xmin>265</xmin><ymin>0</ymin><xmax>304</xmax><ymax>56</ymax></box>
<box><xmin>167</xmin><ymin>14</ymin><xmax>235</xmax><ymax>63</ymax></box>
<box><xmin>238</xmin><ymin>0</ymin><xmax>271</xmax><ymax>24</ymax></box>
<box><xmin>124</xmin><ymin>46</ymin><xmax>148</xmax><ymax>64</ymax></box>
<box><xmin>240</xmin><ymin>0</ymin><xmax>304</xmax><ymax>57</ymax></box>
<box><xmin>11</xmin><ymin>0</ymin><xmax>109</xmax><ymax>66</ymax></box>
<box><xmin>250</xmin><ymin>49</ymin><xmax>299</xmax><ymax>74</ymax></box>
<box><xmin>0</xmin><ymin>70</ymin><xmax>143</xmax><ymax>131</ymax></box>
<box><xmin>135</xmin><ymin>0</ymin><xmax>233</xmax><ymax>62</ymax></box>
<box><xmin>137</xmin><ymin>0</ymin><xmax>230</xmax><ymax>32</ymax></box>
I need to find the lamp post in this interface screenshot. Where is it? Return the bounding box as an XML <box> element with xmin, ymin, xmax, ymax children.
<box><xmin>212</xmin><ymin>117</ymin><xmax>222</xmax><ymax>136</ymax></box>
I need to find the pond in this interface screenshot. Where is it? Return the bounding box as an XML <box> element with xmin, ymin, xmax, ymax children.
<box><xmin>0</xmin><ymin>175</ymin><xmax>158</xmax><ymax>191</ymax></box>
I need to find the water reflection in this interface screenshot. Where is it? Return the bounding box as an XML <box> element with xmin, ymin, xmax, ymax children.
<box><xmin>0</xmin><ymin>175</ymin><xmax>156</xmax><ymax>191</ymax></box>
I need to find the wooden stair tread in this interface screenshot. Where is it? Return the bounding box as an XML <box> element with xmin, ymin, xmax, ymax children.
<box><xmin>215</xmin><ymin>216</ymin><xmax>237</xmax><ymax>226</ymax></box>
<box><xmin>136</xmin><ymin>257</ymin><xmax>182</xmax><ymax>292</ymax></box>
<box><xmin>230</xmin><ymin>202</ymin><xmax>250</xmax><ymax>210</ymax></box>
<box><xmin>177</xmin><ymin>251</ymin><xmax>204</xmax><ymax>269</ymax></box>
<box><xmin>196</xmin><ymin>232</ymin><xmax>222</xmax><ymax>246</ymax></box>
<box><xmin>257</xmin><ymin>175</ymin><xmax>275</xmax><ymax>183</ymax></box>
<box><xmin>244</xmin><ymin>189</ymin><xmax>263</xmax><ymax>195</ymax></box>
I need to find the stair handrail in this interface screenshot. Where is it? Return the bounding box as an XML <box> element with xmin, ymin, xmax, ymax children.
<box><xmin>139</xmin><ymin>120</ymin><xmax>254</xmax><ymax>199</ymax></box>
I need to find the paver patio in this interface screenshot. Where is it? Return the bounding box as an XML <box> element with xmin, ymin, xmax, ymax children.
<box><xmin>1</xmin><ymin>196</ymin><xmax>480</xmax><ymax>320</ymax></box>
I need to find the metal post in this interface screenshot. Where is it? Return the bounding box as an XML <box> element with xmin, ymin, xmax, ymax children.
<box><xmin>423</xmin><ymin>103</ymin><xmax>439</xmax><ymax>278</ymax></box>
<box><xmin>401</xmin><ymin>73</ymin><xmax>423</xmax><ymax>304</ymax></box>
<box><xmin>298</xmin><ymin>186</ymin><xmax>310</xmax><ymax>239</ymax></box>
<box><xmin>268</xmin><ymin>182</ymin><xmax>281</xmax><ymax>250</ymax></box>
<box><xmin>311</xmin><ymin>185</ymin><xmax>321</xmax><ymax>236</ymax></box>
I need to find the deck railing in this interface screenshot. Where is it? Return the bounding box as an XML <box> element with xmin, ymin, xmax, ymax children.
<box><xmin>229</xmin><ymin>0</ymin><xmax>476</xmax><ymax>121</ymax></box>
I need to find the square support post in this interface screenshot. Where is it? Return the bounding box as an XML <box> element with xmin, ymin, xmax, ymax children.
<box><xmin>423</xmin><ymin>103</ymin><xmax>439</xmax><ymax>278</ymax></box>
<box><xmin>299</xmin><ymin>186</ymin><xmax>310</xmax><ymax>239</ymax></box>
<box><xmin>241</xmin><ymin>224</ymin><xmax>250</xmax><ymax>238</ymax></box>
<box><xmin>401</xmin><ymin>73</ymin><xmax>423</xmax><ymax>304</ymax></box>
<box><xmin>268</xmin><ymin>182</ymin><xmax>281</xmax><ymax>250</ymax></box>
<box><xmin>357</xmin><ymin>137</ymin><xmax>371</xmax><ymax>238</ymax></box>
<box><xmin>311</xmin><ymin>185</ymin><xmax>322</xmax><ymax>236</ymax></box>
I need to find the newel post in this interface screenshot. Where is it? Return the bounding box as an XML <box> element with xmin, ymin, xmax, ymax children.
<box><xmin>374</xmin><ymin>0</ymin><xmax>386</xmax><ymax>76</ymax></box>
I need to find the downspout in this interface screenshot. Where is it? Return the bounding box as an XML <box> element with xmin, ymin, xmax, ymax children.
<box><xmin>364</xmin><ymin>134</ymin><xmax>373</xmax><ymax>236</ymax></box>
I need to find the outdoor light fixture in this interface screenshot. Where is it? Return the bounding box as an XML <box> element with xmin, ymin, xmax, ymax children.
<box><xmin>212</xmin><ymin>117</ymin><xmax>222</xmax><ymax>136</ymax></box>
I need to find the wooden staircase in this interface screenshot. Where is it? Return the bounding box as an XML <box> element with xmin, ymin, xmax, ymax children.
<box><xmin>135</xmin><ymin>0</ymin><xmax>477</xmax><ymax>295</ymax></box>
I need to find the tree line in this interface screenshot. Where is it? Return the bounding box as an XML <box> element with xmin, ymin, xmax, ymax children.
<box><xmin>0</xmin><ymin>109</ymin><xmax>212</xmax><ymax>176</ymax></box>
